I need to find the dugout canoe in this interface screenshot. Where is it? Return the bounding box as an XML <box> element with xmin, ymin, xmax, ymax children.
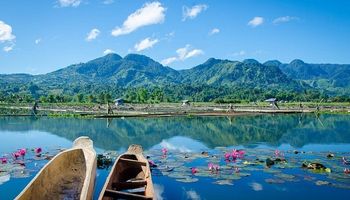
<box><xmin>99</xmin><ymin>144</ymin><xmax>154</xmax><ymax>200</ymax></box>
<box><xmin>16</xmin><ymin>136</ymin><xmax>97</xmax><ymax>200</ymax></box>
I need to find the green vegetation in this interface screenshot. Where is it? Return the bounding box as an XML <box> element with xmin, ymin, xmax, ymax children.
<box><xmin>1</xmin><ymin>53</ymin><xmax>350</xmax><ymax>104</ymax></box>
<box><xmin>0</xmin><ymin>85</ymin><xmax>347</xmax><ymax>104</ymax></box>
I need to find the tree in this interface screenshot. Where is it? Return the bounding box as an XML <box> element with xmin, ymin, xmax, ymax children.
<box><xmin>88</xmin><ymin>94</ymin><xmax>95</xmax><ymax>103</ymax></box>
<box><xmin>47</xmin><ymin>94</ymin><xmax>56</xmax><ymax>103</ymax></box>
<box><xmin>104</xmin><ymin>93</ymin><xmax>112</xmax><ymax>103</ymax></box>
<box><xmin>76</xmin><ymin>93</ymin><xmax>84</xmax><ymax>103</ymax></box>
<box><xmin>98</xmin><ymin>92</ymin><xmax>105</xmax><ymax>103</ymax></box>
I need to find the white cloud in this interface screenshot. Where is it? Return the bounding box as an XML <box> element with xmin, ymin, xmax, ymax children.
<box><xmin>161</xmin><ymin>44</ymin><xmax>204</xmax><ymax>65</ymax></box>
<box><xmin>35</xmin><ymin>38</ymin><xmax>41</xmax><ymax>44</ymax></box>
<box><xmin>0</xmin><ymin>21</ymin><xmax>15</xmax><ymax>42</ymax></box>
<box><xmin>3</xmin><ymin>44</ymin><xmax>14</xmax><ymax>52</ymax></box>
<box><xmin>161</xmin><ymin>57</ymin><xmax>177</xmax><ymax>65</ymax></box>
<box><xmin>182</xmin><ymin>4</ymin><xmax>208</xmax><ymax>21</ymax></box>
<box><xmin>159</xmin><ymin>140</ymin><xmax>192</xmax><ymax>153</ymax></box>
<box><xmin>103</xmin><ymin>0</ymin><xmax>114</xmax><ymax>4</ymax></box>
<box><xmin>86</xmin><ymin>28</ymin><xmax>100</xmax><ymax>41</ymax></box>
<box><xmin>58</xmin><ymin>0</ymin><xmax>81</xmax><ymax>7</ymax></box>
<box><xmin>134</xmin><ymin>37</ymin><xmax>159</xmax><ymax>52</ymax></box>
<box><xmin>250</xmin><ymin>182</ymin><xmax>263</xmax><ymax>191</ymax></box>
<box><xmin>248</xmin><ymin>16</ymin><xmax>264</xmax><ymax>27</ymax></box>
<box><xmin>111</xmin><ymin>1</ymin><xmax>165</xmax><ymax>37</ymax></box>
<box><xmin>183</xmin><ymin>49</ymin><xmax>203</xmax><ymax>60</ymax></box>
<box><xmin>154</xmin><ymin>184</ymin><xmax>164</xmax><ymax>200</ymax></box>
<box><xmin>103</xmin><ymin>49</ymin><xmax>115</xmax><ymax>55</ymax></box>
<box><xmin>232</xmin><ymin>50</ymin><xmax>246</xmax><ymax>57</ymax></box>
<box><xmin>209</xmin><ymin>28</ymin><xmax>220</xmax><ymax>35</ymax></box>
<box><xmin>186</xmin><ymin>190</ymin><xmax>201</xmax><ymax>200</ymax></box>
<box><xmin>166</xmin><ymin>31</ymin><xmax>175</xmax><ymax>38</ymax></box>
<box><xmin>273</xmin><ymin>16</ymin><xmax>299</xmax><ymax>25</ymax></box>
<box><xmin>0</xmin><ymin>174</ymin><xmax>10</xmax><ymax>185</ymax></box>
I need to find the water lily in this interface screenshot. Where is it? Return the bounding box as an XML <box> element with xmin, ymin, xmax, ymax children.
<box><xmin>161</xmin><ymin>148</ymin><xmax>168</xmax><ymax>156</ymax></box>
<box><xmin>148</xmin><ymin>160</ymin><xmax>157</xmax><ymax>168</ymax></box>
<box><xmin>344</xmin><ymin>168</ymin><xmax>350</xmax><ymax>174</ymax></box>
<box><xmin>231</xmin><ymin>149</ymin><xmax>238</xmax><ymax>160</ymax></box>
<box><xmin>208</xmin><ymin>162</ymin><xmax>214</xmax><ymax>171</ymax></box>
<box><xmin>208</xmin><ymin>162</ymin><xmax>220</xmax><ymax>172</ymax></box>
<box><xmin>224</xmin><ymin>152</ymin><xmax>231</xmax><ymax>161</ymax></box>
<box><xmin>35</xmin><ymin>147</ymin><xmax>42</xmax><ymax>154</ymax></box>
<box><xmin>238</xmin><ymin>150</ymin><xmax>245</xmax><ymax>158</ymax></box>
<box><xmin>231</xmin><ymin>149</ymin><xmax>245</xmax><ymax>160</ymax></box>
<box><xmin>18</xmin><ymin>148</ymin><xmax>26</xmax><ymax>157</ymax></box>
<box><xmin>191</xmin><ymin>167</ymin><xmax>198</xmax><ymax>174</ymax></box>
<box><xmin>274</xmin><ymin>149</ymin><xmax>283</xmax><ymax>158</ymax></box>
<box><xmin>213</xmin><ymin>164</ymin><xmax>220</xmax><ymax>171</ymax></box>
<box><xmin>12</xmin><ymin>152</ymin><xmax>21</xmax><ymax>160</ymax></box>
<box><xmin>0</xmin><ymin>157</ymin><xmax>7</xmax><ymax>164</ymax></box>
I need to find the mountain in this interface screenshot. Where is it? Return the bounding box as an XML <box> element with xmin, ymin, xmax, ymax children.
<box><xmin>32</xmin><ymin>53</ymin><xmax>181</xmax><ymax>88</ymax></box>
<box><xmin>265</xmin><ymin>59</ymin><xmax>350</xmax><ymax>94</ymax></box>
<box><xmin>181</xmin><ymin>58</ymin><xmax>301</xmax><ymax>90</ymax></box>
<box><xmin>1</xmin><ymin>53</ymin><xmax>350</xmax><ymax>98</ymax></box>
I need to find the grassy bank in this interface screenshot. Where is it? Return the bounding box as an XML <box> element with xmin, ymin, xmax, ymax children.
<box><xmin>0</xmin><ymin>101</ymin><xmax>349</xmax><ymax>118</ymax></box>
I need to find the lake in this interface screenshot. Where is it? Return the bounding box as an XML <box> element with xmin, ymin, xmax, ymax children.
<box><xmin>1</xmin><ymin>114</ymin><xmax>350</xmax><ymax>199</ymax></box>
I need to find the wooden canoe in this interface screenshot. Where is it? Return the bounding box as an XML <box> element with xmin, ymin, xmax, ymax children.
<box><xmin>99</xmin><ymin>144</ymin><xmax>154</xmax><ymax>200</ymax></box>
<box><xmin>16</xmin><ymin>136</ymin><xmax>97</xmax><ymax>200</ymax></box>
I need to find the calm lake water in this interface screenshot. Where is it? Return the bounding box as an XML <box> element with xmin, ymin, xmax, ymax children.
<box><xmin>1</xmin><ymin>114</ymin><xmax>350</xmax><ymax>199</ymax></box>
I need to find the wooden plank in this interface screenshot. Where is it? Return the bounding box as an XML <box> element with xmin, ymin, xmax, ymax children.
<box><xmin>104</xmin><ymin>189</ymin><xmax>152</xmax><ymax>200</ymax></box>
<box><xmin>119</xmin><ymin>158</ymin><xmax>147</xmax><ymax>166</ymax></box>
<box><xmin>112</xmin><ymin>180</ymin><xmax>147</xmax><ymax>190</ymax></box>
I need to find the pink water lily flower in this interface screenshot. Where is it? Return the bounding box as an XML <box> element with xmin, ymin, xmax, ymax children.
<box><xmin>274</xmin><ymin>149</ymin><xmax>284</xmax><ymax>158</ymax></box>
<box><xmin>231</xmin><ymin>149</ymin><xmax>245</xmax><ymax>160</ymax></box>
<box><xmin>344</xmin><ymin>168</ymin><xmax>350</xmax><ymax>174</ymax></box>
<box><xmin>35</xmin><ymin>147</ymin><xmax>42</xmax><ymax>154</ymax></box>
<box><xmin>13</xmin><ymin>152</ymin><xmax>21</xmax><ymax>160</ymax></box>
<box><xmin>148</xmin><ymin>160</ymin><xmax>157</xmax><ymax>167</ymax></box>
<box><xmin>161</xmin><ymin>148</ymin><xmax>168</xmax><ymax>156</ymax></box>
<box><xmin>231</xmin><ymin>149</ymin><xmax>239</xmax><ymax>160</ymax></box>
<box><xmin>191</xmin><ymin>167</ymin><xmax>198</xmax><ymax>174</ymax></box>
<box><xmin>224</xmin><ymin>152</ymin><xmax>231</xmax><ymax>161</ymax></box>
<box><xmin>19</xmin><ymin>149</ymin><xmax>26</xmax><ymax>157</ymax></box>
<box><xmin>213</xmin><ymin>164</ymin><xmax>220</xmax><ymax>171</ymax></box>
<box><xmin>237</xmin><ymin>150</ymin><xmax>245</xmax><ymax>158</ymax></box>
<box><xmin>208</xmin><ymin>162</ymin><xmax>220</xmax><ymax>172</ymax></box>
<box><xmin>208</xmin><ymin>162</ymin><xmax>214</xmax><ymax>171</ymax></box>
<box><xmin>0</xmin><ymin>157</ymin><xmax>7</xmax><ymax>164</ymax></box>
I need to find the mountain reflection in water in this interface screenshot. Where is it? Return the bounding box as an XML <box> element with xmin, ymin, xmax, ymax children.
<box><xmin>1</xmin><ymin>114</ymin><xmax>350</xmax><ymax>150</ymax></box>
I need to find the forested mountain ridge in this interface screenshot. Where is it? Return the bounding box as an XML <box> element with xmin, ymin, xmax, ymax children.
<box><xmin>1</xmin><ymin>53</ymin><xmax>350</xmax><ymax>102</ymax></box>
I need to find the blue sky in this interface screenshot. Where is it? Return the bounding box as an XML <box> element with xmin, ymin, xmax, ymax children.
<box><xmin>0</xmin><ymin>0</ymin><xmax>350</xmax><ymax>74</ymax></box>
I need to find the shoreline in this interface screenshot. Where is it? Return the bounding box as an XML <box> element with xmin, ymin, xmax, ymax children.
<box><xmin>1</xmin><ymin>102</ymin><xmax>349</xmax><ymax>118</ymax></box>
<box><xmin>2</xmin><ymin>105</ymin><xmax>349</xmax><ymax>118</ymax></box>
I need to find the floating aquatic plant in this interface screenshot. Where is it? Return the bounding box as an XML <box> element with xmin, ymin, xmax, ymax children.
<box><xmin>213</xmin><ymin>180</ymin><xmax>233</xmax><ymax>185</ymax></box>
<box><xmin>265</xmin><ymin>178</ymin><xmax>285</xmax><ymax>184</ymax></box>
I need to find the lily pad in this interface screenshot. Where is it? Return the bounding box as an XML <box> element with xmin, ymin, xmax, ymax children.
<box><xmin>265</xmin><ymin>178</ymin><xmax>285</xmax><ymax>184</ymax></box>
<box><xmin>315</xmin><ymin>180</ymin><xmax>331</xmax><ymax>186</ymax></box>
<box><xmin>274</xmin><ymin>173</ymin><xmax>295</xmax><ymax>180</ymax></box>
<box><xmin>175</xmin><ymin>177</ymin><xmax>199</xmax><ymax>183</ymax></box>
<box><xmin>0</xmin><ymin>174</ymin><xmax>10</xmax><ymax>185</ymax></box>
<box><xmin>213</xmin><ymin>180</ymin><xmax>233</xmax><ymax>185</ymax></box>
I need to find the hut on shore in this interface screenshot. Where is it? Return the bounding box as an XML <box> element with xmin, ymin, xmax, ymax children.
<box><xmin>182</xmin><ymin>100</ymin><xmax>190</xmax><ymax>107</ymax></box>
<box><xmin>265</xmin><ymin>98</ymin><xmax>280</xmax><ymax>109</ymax></box>
<box><xmin>114</xmin><ymin>98</ymin><xmax>124</xmax><ymax>107</ymax></box>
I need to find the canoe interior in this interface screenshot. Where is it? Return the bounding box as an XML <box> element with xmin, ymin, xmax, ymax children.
<box><xmin>16</xmin><ymin>149</ymin><xmax>86</xmax><ymax>200</ymax></box>
<box><xmin>100</xmin><ymin>145</ymin><xmax>153</xmax><ymax>200</ymax></box>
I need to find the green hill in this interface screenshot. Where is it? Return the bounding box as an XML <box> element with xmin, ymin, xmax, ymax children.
<box><xmin>1</xmin><ymin>53</ymin><xmax>350</xmax><ymax>102</ymax></box>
